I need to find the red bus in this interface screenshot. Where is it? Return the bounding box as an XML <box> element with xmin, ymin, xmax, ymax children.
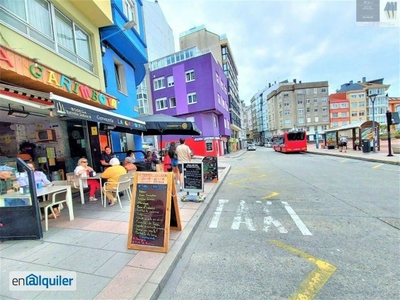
<box><xmin>272</xmin><ymin>130</ymin><xmax>307</xmax><ymax>153</ymax></box>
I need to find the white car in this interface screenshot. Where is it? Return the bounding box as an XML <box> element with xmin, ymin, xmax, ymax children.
<box><xmin>265</xmin><ymin>142</ymin><xmax>273</xmax><ymax>148</ymax></box>
<box><xmin>247</xmin><ymin>144</ymin><xmax>256</xmax><ymax>151</ymax></box>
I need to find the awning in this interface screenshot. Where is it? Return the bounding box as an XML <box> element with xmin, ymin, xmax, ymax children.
<box><xmin>50</xmin><ymin>93</ymin><xmax>146</xmax><ymax>133</ymax></box>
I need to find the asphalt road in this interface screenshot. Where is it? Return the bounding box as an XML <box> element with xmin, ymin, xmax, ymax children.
<box><xmin>159</xmin><ymin>147</ymin><xmax>400</xmax><ymax>300</ymax></box>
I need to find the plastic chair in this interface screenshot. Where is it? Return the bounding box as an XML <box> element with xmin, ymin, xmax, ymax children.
<box><xmin>102</xmin><ymin>173</ymin><xmax>132</xmax><ymax>208</ymax></box>
<box><xmin>39</xmin><ymin>181</ymin><xmax>69</xmax><ymax>231</ymax></box>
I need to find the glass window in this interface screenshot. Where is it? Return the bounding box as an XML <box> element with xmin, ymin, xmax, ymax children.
<box><xmin>153</xmin><ymin>77</ymin><xmax>165</xmax><ymax>90</ymax></box>
<box><xmin>155</xmin><ymin>97</ymin><xmax>167</xmax><ymax>111</ymax></box>
<box><xmin>185</xmin><ymin>70</ymin><xmax>195</xmax><ymax>82</ymax></box>
<box><xmin>169</xmin><ymin>97</ymin><xmax>176</xmax><ymax>108</ymax></box>
<box><xmin>1</xmin><ymin>1</ymin><xmax>93</xmax><ymax>71</ymax></box>
<box><xmin>187</xmin><ymin>92</ymin><xmax>197</xmax><ymax>104</ymax></box>
<box><xmin>167</xmin><ymin>76</ymin><xmax>174</xmax><ymax>87</ymax></box>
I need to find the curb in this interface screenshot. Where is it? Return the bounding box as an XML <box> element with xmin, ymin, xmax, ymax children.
<box><xmin>306</xmin><ymin>150</ymin><xmax>400</xmax><ymax>166</ymax></box>
<box><xmin>138</xmin><ymin>165</ymin><xmax>232</xmax><ymax>300</ymax></box>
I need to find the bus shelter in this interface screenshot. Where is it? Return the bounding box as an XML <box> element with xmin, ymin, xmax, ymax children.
<box><xmin>324</xmin><ymin>121</ymin><xmax>380</xmax><ymax>151</ymax></box>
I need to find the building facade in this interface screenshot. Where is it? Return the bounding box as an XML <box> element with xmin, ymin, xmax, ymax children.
<box><xmin>266</xmin><ymin>80</ymin><xmax>329</xmax><ymax>141</ymax></box>
<box><xmin>149</xmin><ymin>48</ymin><xmax>231</xmax><ymax>156</ymax></box>
<box><xmin>179</xmin><ymin>25</ymin><xmax>240</xmax><ymax>152</ymax></box>
<box><xmin>0</xmin><ymin>0</ymin><xmax>147</xmax><ymax>174</ymax></box>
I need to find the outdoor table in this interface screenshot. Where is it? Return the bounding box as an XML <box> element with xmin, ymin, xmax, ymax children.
<box><xmin>0</xmin><ymin>185</ymin><xmax>74</xmax><ymax>221</ymax></box>
<box><xmin>78</xmin><ymin>173</ymin><xmax>103</xmax><ymax>205</ymax></box>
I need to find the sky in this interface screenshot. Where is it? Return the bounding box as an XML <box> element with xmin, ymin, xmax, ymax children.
<box><xmin>157</xmin><ymin>0</ymin><xmax>400</xmax><ymax>104</ymax></box>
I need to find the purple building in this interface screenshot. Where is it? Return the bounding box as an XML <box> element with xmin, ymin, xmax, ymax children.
<box><xmin>149</xmin><ymin>47</ymin><xmax>231</xmax><ymax>156</ymax></box>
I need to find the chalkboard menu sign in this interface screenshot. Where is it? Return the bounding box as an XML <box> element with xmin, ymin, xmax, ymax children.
<box><xmin>183</xmin><ymin>163</ymin><xmax>203</xmax><ymax>192</ymax></box>
<box><xmin>128</xmin><ymin>172</ymin><xmax>181</xmax><ymax>253</ymax></box>
<box><xmin>202</xmin><ymin>156</ymin><xmax>218</xmax><ymax>183</ymax></box>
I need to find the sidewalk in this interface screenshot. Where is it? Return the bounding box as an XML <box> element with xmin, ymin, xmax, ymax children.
<box><xmin>0</xmin><ymin>160</ymin><xmax>231</xmax><ymax>300</ymax></box>
<box><xmin>307</xmin><ymin>140</ymin><xmax>400</xmax><ymax>166</ymax></box>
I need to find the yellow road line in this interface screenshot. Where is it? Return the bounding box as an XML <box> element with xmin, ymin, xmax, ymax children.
<box><xmin>269</xmin><ymin>240</ymin><xmax>337</xmax><ymax>300</ymax></box>
<box><xmin>262</xmin><ymin>192</ymin><xmax>279</xmax><ymax>199</ymax></box>
<box><xmin>228</xmin><ymin>174</ymin><xmax>266</xmax><ymax>185</ymax></box>
<box><xmin>372</xmin><ymin>164</ymin><xmax>383</xmax><ymax>169</ymax></box>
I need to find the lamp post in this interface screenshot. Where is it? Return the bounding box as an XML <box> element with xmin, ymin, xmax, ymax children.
<box><xmin>368</xmin><ymin>93</ymin><xmax>378</xmax><ymax>153</ymax></box>
<box><xmin>100</xmin><ymin>20</ymin><xmax>137</xmax><ymax>42</ymax></box>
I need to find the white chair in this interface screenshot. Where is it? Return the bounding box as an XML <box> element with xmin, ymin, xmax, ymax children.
<box><xmin>39</xmin><ymin>181</ymin><xmax>69</xmax><ymax>231</ymax></box>
<box><xmin>102</xmin><ymin>174</ymin><xmax>132</xmax><ymax>208</ymax></box>
<box><xmin>127</xmin><ymin>170</ymin><xmax>135</xmax><ymax>198</ymax></box>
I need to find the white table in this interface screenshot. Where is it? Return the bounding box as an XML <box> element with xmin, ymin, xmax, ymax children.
<box><xmin>78</xmin><ymin>173</ymin><xmax>103</xmax><ymax>205</ymax></box>
<box><xmin>0</xmin><ymin>185</ymin><xmax>74</xmax><ymax>221</ymax></box>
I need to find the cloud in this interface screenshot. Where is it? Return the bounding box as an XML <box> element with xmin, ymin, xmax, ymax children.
<box><xmin>156</xmin><ymin>0</ymin><xmax>400</xmax><ymax>101</ymax></box>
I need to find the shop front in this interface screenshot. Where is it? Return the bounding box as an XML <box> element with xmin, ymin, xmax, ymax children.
<box><xmin>0</xmin><ymin>46</ymin><xmax>146</xmax><ymax>178</ymax></box>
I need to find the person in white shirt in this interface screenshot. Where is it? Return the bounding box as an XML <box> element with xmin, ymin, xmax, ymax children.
<box><xmin>339</xmin><ymin>136</ymin><xmax>348</xmax><ymax>153</ymax></box>
<box><xmin>175</xmin><ymin>138</ymin><xmax>192</xmax><ymax>191</ymax></box>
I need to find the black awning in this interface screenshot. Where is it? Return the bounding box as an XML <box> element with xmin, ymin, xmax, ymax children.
<box><xmin>51</xmin><ymin>93</ymin><xmax>146</xmax><ymax>133</ymax></box>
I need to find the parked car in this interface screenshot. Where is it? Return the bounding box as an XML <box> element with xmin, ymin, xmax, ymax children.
<box><xmin>265</xmin><ymin>142</ymin><xmax>273</xmax><ymax>148</ymax></box>
<box><xmin>247</xmin><ymin>143</ymin><xmax>256</xmax><ymax>151</ymax></box>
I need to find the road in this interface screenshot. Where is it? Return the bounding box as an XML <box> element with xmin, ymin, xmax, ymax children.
<box><xmin>159</xmin><ymin>147</ymin><xmax>400</xmax><ymax>300</ymax></box>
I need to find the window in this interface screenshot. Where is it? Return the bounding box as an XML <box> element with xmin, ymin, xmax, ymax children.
<box><xmin>341</xmin><ymin>112</ymin><xmax>347</xmax><ymax>117</ymax></box>
<box><xmin>185</xmin><ymin>70</ymin><xmax>195</xmax><ymax>82</ymax></box>
<box><xmin>321</xmin><ymin>88</ymin><xmax>327</xmax><ymax>93</ymax></box>
<box><xmin>351</xmin><ymin>111</ymin><xmax>358</xmax><ymax>117</ymax></box>
<box><xmin>332</xmin><ymin>113</ymin><xmax>338</xmax><ymax>118</ymax></box>
<box><xmin>114</xmin><ymin>60</ymin><xmax>126</xmax><ymax>93</ymax></box>
<box><xmin>153</xmin><ymin>77</ymin><xmax>165</xmax><ymax>90</ymax></box>
<box><xmin>340</xmin><ymin>103</ymin><xmax>348</xmax><ymax>108</ymax></box>
<box><xmin>331</xmin><ymin>103</ymin><xmax>338</xmax><ymax>109</ymax></box>
<box><xmin>123</xmin><ymin>0</ymin><xmax>139</xmax><ymax>31</ymax></box>
<box><xmin>359</xmin><ymin>102</ymin><xmax>365</xmax><ymax>107</ymax></box>
<box><xmin>351</xmin><ymin>102</ymin><xmax>357</xmax><ymax>108</ymax></box>
<box><xmin>285</xmin><ymin>119</ymin><xmax>291</xmax><ymax>124</ymax></box>
<box><xmin>284</xmin><ymin>101</ymin><xmax>290</xmax><ymax>106</ymax></box>
<box><xmin>313</xmin><ymin>88</ymin><xmax>317</xmax><ymax>94</ymax></box>
<box><xmin>206</xmin><ymin>141</ymin><xmax>213</xmax><ymax>152</ymax></box>
<box><xmin>314</xmin><ymin>108</ymin><xmax>318</xmax><ymax>112</ymax></box>
<box><xmin>298</xmin><ymin>108</ymin><xmax>304</xmax><ymax>114</ymax></box>
<box><xmin>314</xmin><ymin>117</ymin><xmax>319</xmax><ymax>122</ymax></box>
<box><xmin>217</xmin><ymin>93</ymin><xmax>221</xmax><ymax>104</ymax></box>
<box><xmin>214</xmin><ymin>116</ymin><xmax>218</xmax><ymax>127</ymax></box>
<box><xmin>321</xmin><ymin>97</ymin><xmax>328</xmax><ymax>103</ymax></box>
<box><xmin>169</xmin><ymin>97</ymin><xmax>176</xmax><ymax>108</ymax></box>
<box><xmin>359</xmin><ymin>111</ymin><xmax>365</xmax><ymax>116</ymax></box>
<box><xmin>155</xmin><ymin>97</ymin><xmax>168</xmax><ymax>111</ymax></box>
<box><xmin>322</xmin><ymin>107</ymin><xmax>328</xmax><ymax>112</ymax></box>
<box><xmin>306</xmin><ymin>107</ymin><xmax>311</xmax><ymax>113</ymax></box>
<box><xmin>314</xmin><ymin>98</ymin><xmax>318</xmax><ymax>103</ymax></box>
<box><xmin>298</xmin><ymin>118</ymin><xmax>304</xmax><ymax>124</ymax></box>
<box><xmin>187</xmin><ymin>92</ymin><xmax>197</xmax><ymax>104</ymax></box>
<box><xmin>0</xmin><ymin>0</ymin><xmax>93</xmax><ymax>71</ymax></box>
<box><xmin>167</xmin><ymin>76</ymin><xmax>174</xmax><ymax>87</ymax></box>
<box><xmin>297</xmin><ymin>99</ymin><xmax>303</xmax><ymax>105</ymax></box>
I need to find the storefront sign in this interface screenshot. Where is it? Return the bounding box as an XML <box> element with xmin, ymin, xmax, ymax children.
<box><xmin>0</xmin><ymin>46</ymin><xmax>117</xmax><ymax>109</ymax></box>
<box><xmin>53</xmin><ymin>99</ymin><xmax>146</xmax><ymax>130</ymax></box>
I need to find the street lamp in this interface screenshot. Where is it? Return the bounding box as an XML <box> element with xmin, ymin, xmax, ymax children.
<box><xmin>100</xmin><ymin>20</ymin><xmax>137</xmax><ymax>42</ymax></box>
<box><xmin>368</xmin><ymin>93</ymin><xmax>378</xmax><ymax>153</ymax></box>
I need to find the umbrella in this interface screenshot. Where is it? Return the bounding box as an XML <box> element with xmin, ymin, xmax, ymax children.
<box><xmin>136</xmin><ymin>114</ymin><xmax>202</xmax><ymax>148</ymax></box>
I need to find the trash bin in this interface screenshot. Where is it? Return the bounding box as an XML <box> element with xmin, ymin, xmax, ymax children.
<box><xmin>362</xmin><ymin>139</ymin><xmax>370</xmax><ymax>153</ymax></box>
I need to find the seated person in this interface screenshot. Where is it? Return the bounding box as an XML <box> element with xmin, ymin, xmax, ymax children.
<box><xmin>0</xmin><ymin>165</ymin><xmax>14</xmax><ymax>195</ymax></box>
<box><xmin>74</xmin><ymin>158</ymin><xmax>100</xmax><ymax>202</ymax></box>
<box><xmin>353</xmin><ymin>139</ymin><xmax>361</xmax><ymax>151</ymax></box>
<box><xmin>126</xmin><ymin>150</ymin><xmax>136</xmax><ymax>162</ymax></box>
<box><xmin>101</xmin><ymin>158</ymin><xmax>127</xmax><ymax>206</ymax></box>
<box><xmin>17</xmin><ymin>162</ymin><xmax>52</xmax><ymax>188</ymax></box>
<box><xmin>17</xmin><ymin>162</ymin><xmax>60</xmax><ymax>217</ymax></box>
<box><xmin>123</xmin><ymin>157</ymin><xmax>137</xmax><ymax>172</ymax></box>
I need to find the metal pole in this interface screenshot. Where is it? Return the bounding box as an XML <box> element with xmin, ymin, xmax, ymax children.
<box><xmin>372</xmin><ymin>98</ymin><xmax>375</xmax><ymax>153</ymax></box>
<box><xmin>387</xmin><ymin>110</ymin><xmax>393</xmax><ymax>157</ymax></box>
<box><xmin>369</xmin><ymin>93</ymin><xmax>378</xmax><ymax>153</ymax></box>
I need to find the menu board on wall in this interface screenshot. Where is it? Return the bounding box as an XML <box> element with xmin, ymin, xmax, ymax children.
<box><xmin>127</xmin><ymin>172</ymin><xmax>181</xmax><ymax>253</ymax></box>
<box><xmin>183</xmin><ymin>163</ymin><xmax>203</xmax><ymax>192</ymax></box>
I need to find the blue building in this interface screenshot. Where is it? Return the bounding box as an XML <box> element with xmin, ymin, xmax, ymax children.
<box><xmin>100</xmin><ymin>0</ymin><xmax>148</xmax><ymax>154</ymax></box>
